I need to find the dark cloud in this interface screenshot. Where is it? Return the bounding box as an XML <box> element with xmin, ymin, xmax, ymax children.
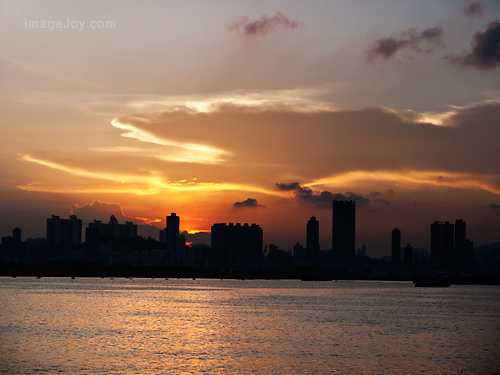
<box><xmin>275</xmin><ymin>182</ymin><xmax>301</xmax><ymax>191</ymax></box>
<box><xmin>447</xmin><ymin>21</ymin><xmax>500</xmax><ymax>70</ymax></box>
<box><xmin>367</xmin><ymin>27</ymin><xmax>443</xmax><ymax>60</ymax></box>
<box><xmin>463</xmin><ymin>2</ymin><xmax>485</xmax><ymax>16</ymax></box>
<box><xmin>233</xmin><ymin>198</ymin><xmax>264</xmax><ymax>208</ymax></box>
<box><xmin>275</xmin><ymin>182</ymin><xmax>371</xmax><ymax>209</ymax></box>
<box><xmin>228</xmin><ymin>12</ymin><xmax>303</xmax><ymax>36</ymax></box>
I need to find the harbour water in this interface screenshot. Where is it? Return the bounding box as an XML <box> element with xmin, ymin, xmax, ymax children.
<box><xmin>1</xmin><ymin>277</ymin><xmax>499</xmax><ymax>374</ymax></box>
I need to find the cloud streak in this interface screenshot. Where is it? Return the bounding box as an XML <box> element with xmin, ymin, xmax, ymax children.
<box><xmin>228</xmin><ymin>12</ymin><xmax>303</xmax><ymax>36</ymax></box>
<box><xmin>447</xmin><ymin>21</ymin><xmax>500</xmax><ymax>70</ymax></box>
<box><xmin>111</xmin><ymin>118</ymin><xmax>229</xmax><ymax>164</ymax></box>
<box><xmin>367</xmin><ymin>27</ymin><xmax>443</xmax><ymax>60</ymax></box>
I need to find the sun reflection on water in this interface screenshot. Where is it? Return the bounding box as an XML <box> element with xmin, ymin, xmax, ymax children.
<box><xmin>0</xmin><ymin>278</ymin><xmax>499</xmax><ymax>374</ymax></box>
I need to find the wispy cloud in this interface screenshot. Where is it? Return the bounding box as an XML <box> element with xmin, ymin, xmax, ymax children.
<box><xmin>228</xmin><ymin>12</ymin><xmax>303</xmax><ymax>36</ymax></box>
<box><xmin>19</xmin><ymin>154</ymin><xmax>279</xmax><ymax>196</ymax></box>
<box><xmin>367</xmin><ymin>27</ymin><xmax>443</xmax><ymax>61</ymax></box>
<box><xmin>446</xmin><ymin>21</ymin><xmax>500</xmax><ymax>70</ymax></box>
<box><xmin>110</xmin><ymin>118</ymin><xmax>229</xmax><ymax>164</ymax></box>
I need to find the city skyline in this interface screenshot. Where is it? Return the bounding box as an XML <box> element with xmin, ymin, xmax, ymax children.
<box><xmin>2</xmin><ymin>208</ymin><xmax>492</xmax><ymax>275</ymax></box>
<box><xmin>1</xmin><ymin>1</ymin><xmax>500</xmax><ymax>257</ymax></box>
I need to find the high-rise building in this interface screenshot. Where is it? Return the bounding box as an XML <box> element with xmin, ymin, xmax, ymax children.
<box><xmin>46</xmin><ymin>215</ymin><xmax>82</xmax><ymax>257</ymax></box>
<box><xmin>332</xmin><ymin>200</ymin><xmax>356</xmax><ymax>268</ymax></box>
<box><xmin>404</xmin><ymin>243</ymin><xmax>413</xmax><ymax>269</ymax></box>
<box><xmin>454</xmin><ymin>219</ymin><xmax>474</xmax><ymax>270</ymax></box>
<box><xmin>357</xmin><ymin>244</ymin><xmax>367</xmax><ymax>258</ymax></box>
<box><xmin>167</xmin><ymin>213</ymin><xmax>180</xmax><ymax>236</ymax></box>
<box><xmin>293</xmin><ymin>242</ymin><xmax>304</xmax><ymax>258</ymax></box>
<box><xmin>12</xmin><ymin>227</ymin><xmax>21</xmax><ymax>243</ymax></box>
<box><xmin>454</xmin><ymin>219</ymin><xmax>467</xmax><ymax>269</ymax></box>
<box><xmin>392</xmin><ymin>228</ymin><xmax>401</xmax><ymax>265</ymax></box>
<box><xmin>430</xmin><ymin>221</ymin><xmax>454</xmax><ymax>269</ymax></box>
<box><xmin>46</xmin><ymin>215</ymin><xmax>82</xmax><ymax>247</ymax></box>
<box><xmin>88</xmin><ymin>216</ymin><xmax>137</xmax><ymax>238</ymax></box>
<box><xmin>159</xmin><ymin>213</ymin><xmax>185</xmax><ymax>265</ymax></box>
<box><xmin>211</xmin><ymin>222</ymin><xmax>263</xmax><ymax>271</ymax></box>
<box><xmin>306</xmin><ymin>216</ymin><xmax>320</xmax><ymax>260</ymax></box>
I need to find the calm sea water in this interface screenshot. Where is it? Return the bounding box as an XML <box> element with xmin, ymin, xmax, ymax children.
<box><xmin>1</xmin><ymin>277</ymin><xmax>499</xmax><ymax>375</ymax></box>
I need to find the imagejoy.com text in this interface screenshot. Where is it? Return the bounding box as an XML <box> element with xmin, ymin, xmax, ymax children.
<box><xmin>24</xmin><ymin>18</ymin><xmax>116</xmax><ymax>31</ymax></box>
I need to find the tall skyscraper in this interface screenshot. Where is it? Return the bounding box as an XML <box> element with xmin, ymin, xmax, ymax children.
<box><xmin>306</xmin><ymin>216</ymin><xmax>320</xmax><ymax>260</ymax></box>
<box><xmin>455</xmin><ymin>219</ymin><xmax>467</xmax><ymax>269</ymax></box>
<box><xmin>430</xmin><ymin>221</ymin><xmax>454</xmax><ymax>269</ymax></box>
<box><xmin>167</xmin><ymin>213</ymin><xmax>180</xmax><ymax>236</ymax></box>
<box><xmin>332</xmin><ymin>200</ymin><xmax>356</xmax><ymax>268</ymax></box>
<box><xmin>392</xmin><ymin>228</ymin><xmax>401</xmax><ymax>265</ymax></box>
<box><xmin>404</xmin><ymin>243</ymin><xmax>413</xmax><ymax>269</ymax></box>
<box><xmin>159</xmin><ymin>213</ymin><xmax>185</xmax><ymax>265</ymax></box>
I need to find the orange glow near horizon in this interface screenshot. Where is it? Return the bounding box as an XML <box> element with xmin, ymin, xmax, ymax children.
<box><xmin>19</xmin><ymin>154</ymin><xmax>281</xmax><ymax>196</ymax></box>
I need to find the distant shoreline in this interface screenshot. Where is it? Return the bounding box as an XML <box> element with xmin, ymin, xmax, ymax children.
<box><xmin>2</xmin><ymin>263</ymin><xmax>499</xmax><ymax>286</ymax></box>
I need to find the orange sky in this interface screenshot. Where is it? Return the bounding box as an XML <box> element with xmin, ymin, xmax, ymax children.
<box><xmin>1</xmin><ymin>1</ymin><xmax>499</xmax><ymax>256</ymax></box>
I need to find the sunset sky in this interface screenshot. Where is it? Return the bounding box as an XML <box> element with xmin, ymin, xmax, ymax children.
<box><xmin>1</xmin><ymin>0</ymin><xmax>499</xmax><ymax>256</ymax></box>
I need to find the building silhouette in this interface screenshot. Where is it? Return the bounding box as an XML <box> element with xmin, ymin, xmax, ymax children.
<box><xmin>404</xmin><ymin>243</ymin><xmax>413</xmax><ymax>269</ymax></box>
<box><xmin>87</xmin><ymin>215</ymin><xmax>138</xmax><ymax>239</ymax></box>
<box><xmin>0</xmin><ymin>227</ymin><xmax>24</xmax><ymax>263</ymax></box>
<box><xmin>159</xmin><ymin>213</ymin><xmax>186</xmax><ymax>265</ymax></box>
<box><xmin>306</xmin><ymin>216</ymin><xmax>320</xmax><ymax>262</ymax></box>
<box><xmin>46</xmin><ymin>215</ymin><xmax>82</xmax><ymax>258</ymax></box>
<box><xmin>392</xmin><ymin>228</ymin><xmax>401</xmax><ymax>265</ymax></box>
<box><xmin>454</xmin><ymin>219</ymin><xmax>474</xmax><ymax>270</ymax></box>
<box><xmin>332</xmin><ymin>200</ymin><xmax>356</xmax><ymax>268</ymax></box>
<box><xmin>430</xmin><ymin>221</ymin><xmax>455</xmax><ymax>269</ymax></box>
<box><xmin>12</xmin><ymin>227</ymin><xmax>21</xmax><ymax>243</ymax></box>
<box><xmin>211</xmin><ymin>222</ymin><xmax>263</xmax><ymax>272</ymax></box>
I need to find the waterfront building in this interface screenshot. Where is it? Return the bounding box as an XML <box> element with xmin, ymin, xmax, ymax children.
<box><xmin>332</xmin><ymin>200</ymin><xmax>356</xmax><ymax>268</ymax></box>
<box><xmin>430</xmin><ymin>221</ymin><xmax>455</xmax><ymax>269</ymax></box>
<box><xmin>306</xmin><ymin>216</ymin><xmax>320</xmax><ymax>261</ymax></box>
<box><xmin>211</xmin><ymin>222</ymin><xmax>263</xmax><ymax>272</ymax></box>
<box><xmin>46</xmin><ymin>215</ymin><xmax>82</xmax><ymax>248</ymax></box>
<box><xmin>88</xmin><ymin>215</ymin><xmax>137</xmax><ymax>239</ymax></box>
<box><xmin>404</xmin><ymin>243</ymin><xmax>413</xmax><ymax>269</ymax></box>
<box><xmin>392</xmin><ymin>228</ymin><xmax>401</xmax><ymax>265</ymax></box>
<box><xmin>159</xmin><ymin>213</ymin><xmax>186</xmax><ymax>265</ymax></box>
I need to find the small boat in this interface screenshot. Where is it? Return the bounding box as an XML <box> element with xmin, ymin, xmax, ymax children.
<box><xmin>414</xmin><ymin>277</ymin><xmax>451</xmax><ymax>287</ymax></box>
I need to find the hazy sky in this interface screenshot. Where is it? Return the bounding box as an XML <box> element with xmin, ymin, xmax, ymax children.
<box><xmin>1</xmin><ymin>0</ymin><xmax>499</xmax><ymax>256</ymax></box>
